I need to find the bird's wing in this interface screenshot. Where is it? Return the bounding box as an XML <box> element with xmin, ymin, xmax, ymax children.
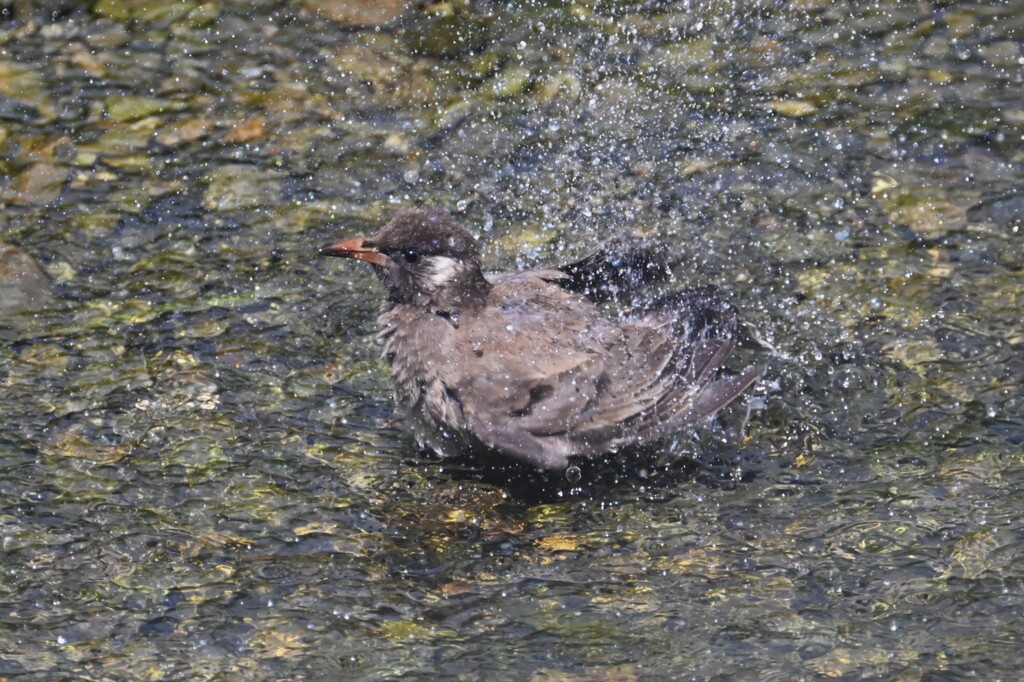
<box><xmin>577</xmin><ymin>286</ymin><xmax>767</xmax><ymax>447</ymax></box>
<box><xmin>454</xmin><ymin>347</ymin><xmax>599</xmax><ymax>433</ymax></box>
<box><xmin>561</xmin><ymin>329</ymin><xmax>739</xmax><ymax>448</ymax></box>
<box><xmin>442</xmin><ymin>282</ymin><xmax>617</xmax><ymax>468</ymax></box>
<box><xmin>446</xmin><ymin>277</ymin><xmax>762</xmax><ymax>469</ymax></box>
<box><xmin>554</xmin><ymin>238</ymin><xmax>676</xmax><ymax>303</ymax></box>
<box><xmin>446</xmin><ymin>321</ymin><xmax>688</xmax><ymax>468</ymax></box>
<box><xmin>451</xmin><ymin>331</ymin><xmax>743</xmax><ymax>469</ymax></box>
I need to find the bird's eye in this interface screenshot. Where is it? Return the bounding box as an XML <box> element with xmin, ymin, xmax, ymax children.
<box><xmin>402</xmin><ymin>250</ymin><xmax>420</xmax><ymax>264</ymax></box>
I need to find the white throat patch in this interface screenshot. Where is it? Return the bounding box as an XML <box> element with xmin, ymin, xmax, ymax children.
<box><xmin>423</xmin><ymin>255</ymin><xmax>462</xmax><ymax>290</ymax></box>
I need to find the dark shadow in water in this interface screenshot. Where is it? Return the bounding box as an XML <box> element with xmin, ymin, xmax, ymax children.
<box><xmin>416</xmin><ymin>426</ymin><xmax>769</xmax><ymax>506</ymax></box>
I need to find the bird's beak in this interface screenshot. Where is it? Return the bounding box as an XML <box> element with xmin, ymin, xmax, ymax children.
<box><xmin>319</xmin><ymin>237</ymin><xmax>390</xmax><ymax>267</ymax></box>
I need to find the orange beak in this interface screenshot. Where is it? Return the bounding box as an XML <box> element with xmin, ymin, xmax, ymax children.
<box><xmin>319</xmin><ymin>237</ymin><xmax>390</xmax><ymax>267</ymax></box>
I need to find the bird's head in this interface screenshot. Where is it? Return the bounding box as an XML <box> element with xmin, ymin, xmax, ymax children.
<box><xmin>321</xmin><ymin>208</ymin><xmax>490</xmax><ymax>311</ymax></box>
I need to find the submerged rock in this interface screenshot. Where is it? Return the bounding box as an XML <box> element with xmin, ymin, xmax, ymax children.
<box><xmin>404</xmin><ymin>10</ymin><xmax>490</xmax><ymax>59</ymax></box>
<box><xmin>304</xmin><ymin>0</ymin><xmax>410</xmax><ymax>27</ymax></box>
<box><xmin>967</xmin><ymin>191</ymin><xmax>1024</xmax><ymax>228</ymax></box>
<box><xmin>4</xmin><ymin>162</ymin><xmax>69</xmax><ymax>205</ymax></box>
<box><xmin>0</xmin><ymin>243</ymin><xmax>54</xmax><ymax>316</ymax></box>
<box><xmin>202</xmin><ymin>163</ymin><xmax>284</xmax><ymax>212</ymax></box>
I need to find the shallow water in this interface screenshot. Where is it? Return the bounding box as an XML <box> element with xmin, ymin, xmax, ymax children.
<box><xmin>1</xmin><ymin>0</ymin><xmax>1022</xmax><ymax>678</ymax></box>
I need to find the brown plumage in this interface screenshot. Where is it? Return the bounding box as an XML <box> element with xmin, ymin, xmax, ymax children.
<box><xmin>322</xmin><ymin>208</ymin><xmax>771</xmax><ymax>471</ymax></box>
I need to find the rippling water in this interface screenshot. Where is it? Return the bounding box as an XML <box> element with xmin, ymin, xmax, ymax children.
<box><xmin>1</xmin><ymin>0</ymin><xmax>1022</xmax><ymax>678</ymax></box>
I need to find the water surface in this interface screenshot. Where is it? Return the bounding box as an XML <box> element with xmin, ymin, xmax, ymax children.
<box><xmin>1</xmin><ymin>1</ymin><xmax>1022</xmax><ymax>678</ymax></box>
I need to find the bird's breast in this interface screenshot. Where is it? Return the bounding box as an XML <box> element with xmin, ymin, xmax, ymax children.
<box><xmin>376</xmin><ymin>305</ymin><xmax>476</xmax><ymax>457</ymax></box>
<box><xmin>378</xmin><ymin>305</ymin><xmax>461</xmax><ymax>406</ymax></box>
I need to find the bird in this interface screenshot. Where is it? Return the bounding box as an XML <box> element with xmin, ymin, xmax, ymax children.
<box><xmin>321</xmin><ymin>207</ymin><xmax>772</xmax><ymax>472</ymax></box>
